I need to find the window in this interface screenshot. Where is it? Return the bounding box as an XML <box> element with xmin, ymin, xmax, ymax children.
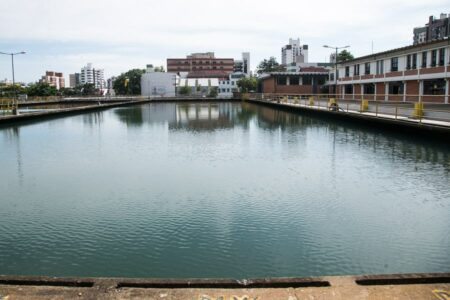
<box><xmin>317</xmin><ymin>77</ymin><xmax>326</xmax><ymax>85</ymax></box>
<box><xmin>421</xmin><ymin>52</ymin><xmax>427</xmax><ymax>68</ymax></box>
<box><xmin>345</xmin><ymin>66</ymin><xmax>350</xmax><ymax>77</ymax></box>
<box><xmin>354</xmin><ymin>64</ymin><xmax>360</xmax><ymax>76</ymax></box>
<box><xmin>364</xmin><ymin>63</ymin><xmax>371</xmax><ymax>75</ymax></box>
<box><xmin>376</xmin><ymin>60</ymin><xmax>384</xmax><ymax>75</ymax></box>
<box><xmin>290</xmin><ymin>76</ymin><xmax>300</xmax><ymax>85</ymax></box>
<box><xmin>406</xmin><ymin>55</ymin><xmax>411</xmax><ymax>70</ymax></box>
<box><xmin>277</xmin><ymin>76</ymin><xmax>287</xmax><ymax>85</ymax></box>
<box><xmin>302</xmin><ymin>76</ymin><xmax>312</xmax><ymax>85</ymax></box>
<box><xmin>431</xmin><ymin>50</ymin><xmax>437</xmax><ymax>67</ymax></box>
<box><xmin>391</xmin><ymin>57</ymin><xmax>398</xmax><ymax>72</ymax></box>
<box><xmin>389</xmin><ymin>82</ymin><xmax>404</xmax><ymax>95</ymax></box>
<box><xmin>345</xmin><ymin>85</ymin><xmax>353</xmax><ymax>94</ymax></box>
<box><xmin>423</xmin><ymin>79</ymin><xmax>446</xmax><ymax>95</ymax></box>
<box><xmin>439</xmin><ymin>48</ymin><xmax>445</xmax><ymax>66</ymax></box>
<box><xmin>412</xmin><ymin>54</ymin><xmax>417</xmax><ymax>69</ymax></box>
<box><xmin>363</xmin><ymin>83</ymin><xmax>375</xmax><ymax>94</ymax></box>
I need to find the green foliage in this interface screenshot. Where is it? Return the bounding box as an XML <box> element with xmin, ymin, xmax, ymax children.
<box><xmin>26</xmin><ymin>82</ymin><xmax>57</xmax><ymax>97</ymax></box>
<box><xmin>337</xmin><ymin>50</ymin><xmax>354</xmax><ymax>62</ymax></box>
<box><xmin>178</xmin><ymin>86</ymin><xmax>191</xmax><ymax>95</ymax></box>
<box><xmin>154</xmin><ymin>66</ymin><xmax>165</xmax><ymax>72</ymax></box>
<box><xmin>0</xmin><ymin>84</ymin><xmax>26</xmax><ymax>97</ymax></box>
<box><xmin>256</xmin><ymin>57</ymin><xmax>285</xmax><ymax>74</ymax></box>
<box><xmin>113</xmin><ymin>69</ymin><xmax>145</xmax><ymax>95</ymax></box>
<box><xmin>237</xmin><ymin>77</ymin><xmax>258</xmax><ymax>93</ymax></box>
<box><xmin>208</xmin><ymin>87</ymin><xmax>218</xmax><ymax>98</ymax></box>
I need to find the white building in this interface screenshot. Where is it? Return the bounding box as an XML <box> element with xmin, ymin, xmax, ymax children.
<box><xmin>218</xmin><ymin>72</ymin><xmax>245</xmax><ymax>98</ymax></box>
<box><xmin>234</xmin><ymin>52</ymin><xmax>251</xmax><ymax>76</ymax></box>
<box><xmin>141</xmin><ymin>65</ymin><xmax>177</xmax><ymax>97</ymax></box>
<box><xmin>80</xmin><ymin>63</ymin><xmax>105</xmax><ymax>89</ymax></box>
<box><xmin>282</xmin><ymin>38</ymin><xmax>309</xmax><ymax>65</ymax></box>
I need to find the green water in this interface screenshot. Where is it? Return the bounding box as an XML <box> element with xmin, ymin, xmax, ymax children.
<box><xmin>0</xmin><ymin>102</ymin><xmax>449</xmax><ymax>278</ymax></box>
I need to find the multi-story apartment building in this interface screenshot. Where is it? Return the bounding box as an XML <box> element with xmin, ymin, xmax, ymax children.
<box><xmin>413</xmin><ymin>14</ymin><xmax>450</xmax><ymax>45</ymax></box>
<box><xmin>39</xmin><ymin>71</ymin><xmax>65</xmax><ymax>90</ymax></box>
<box><xmin>69</xmin><ymin>73</ymin><xmax>81</xmax><ymax>88</ymax></box>
<box><xmin>80</xmin><ymin>63</ymin><xmax>105</xmax><ymax>89</ymax></box>
<box><xmin>281</xmin><ymin>38</ymin><xmax>309</xmax><ymax>66</ymax></box>
<box><xmin>336</xmin><ymin>39</ymin><xmax>450</xmax><ymax>103</ymax></box>
<box><xmin>233</xmin><ymin>52</ymin><xmax>251</xmax><ymax>76</ymax></box>
<box><xmin>167</xmin><ymin>52</ymin><xmax>234</xmax><ymax>78</ymax></box>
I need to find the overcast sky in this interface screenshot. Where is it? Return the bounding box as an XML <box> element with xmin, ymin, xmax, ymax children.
<box><xmin>0</xmin><ymin>0</ymin><xmax>449</xmax><ymax>83</ymax></box>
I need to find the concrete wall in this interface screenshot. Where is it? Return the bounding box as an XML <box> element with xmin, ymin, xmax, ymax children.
<box><xmin>141</xmin><ymin>72</ymin><xmax>177</xmax><ymax>97</ymax></box>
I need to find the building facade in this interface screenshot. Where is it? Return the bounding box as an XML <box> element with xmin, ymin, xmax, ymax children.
<box><xmin>39</xmin><ymin>71</ymin><xmax>65</xmax><ymax>90</ymax></box>
<box><xmin>218</xmin><ymin>72</ymin><xmax>246</xmax><ymax>98</ymax></box>
<box><xmin>80</xmin><ymin>63</ymin><xmax>105</xmax><ymax>89</ymax></box>
<box><xmin>260</xmin><ymin>71</ymin><xmax>328</xmax><ymax>94</ymax></box>
<box><xmin>336</xmin><ymin>39</ymin><xmax>450</xmax><ymax>103</ymax></box>
<box><xmin>69</xmin><ymin>73</ymin><xmax>81</xmax><ymax>88</ymax></box>
<box><xmin>414</xmin><ymin>14</ymin><xmax>450</xmax><ymax>45</ymax></box>
<box><xmin>167</xmin><ymin>52</ymin><xmax>234</xmax><ymax>78</ymax></box>
<box><xmin>281</xmin><ymin>38</ymin><xmax>309</xmax><ymax>66</ymax></box>
<box><xmin>141</xmin><ymin>65</ymin><xmax>177</xmax><ymax>97</ymax></box>
<box><xmin>234</xmin><ymin>52</ymin><xmax>251</xmax><ymax>76</ymax></box>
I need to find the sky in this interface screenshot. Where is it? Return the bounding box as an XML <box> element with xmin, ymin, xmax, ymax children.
<box><xmin>0</xmin><ymin>0</ymin><xmax>449</xmax><ymax>84</ymax></box>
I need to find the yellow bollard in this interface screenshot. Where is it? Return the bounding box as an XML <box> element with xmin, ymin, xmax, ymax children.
<box><xmin>413</xmin><ymin>102</ymin><xmax>424</xmax><ymax>118</ymax></box>
<box><xmin>360</xmin><ymin>99</ymin><xmax>369</xmax><ymax>112</ymax></box>
<box><xmin>309</xmin><ymin>96</ymin><xmax>315</xmax><ymax>106</ymax></box>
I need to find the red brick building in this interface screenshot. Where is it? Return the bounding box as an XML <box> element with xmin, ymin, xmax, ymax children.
<box><xmin>167</xmin><ymin>52</ymin><xmax>234</xmax><ymax>78</ymax></box>
<box><xmin>260</xmin><ymin>71</ymin><xmax>329</xmax><ymax>94</ymax></box>
<box><xmin>335</xmin><ymin>39</ymin><xmax>450</xmax><ymax>103</ymax></box>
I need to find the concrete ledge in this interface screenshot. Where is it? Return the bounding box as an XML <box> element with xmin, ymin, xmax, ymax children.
<box><xmin>0</xmin><ymin>273</ymin><xmax>449</xmax><ymax>299</ymax></box>
<box><xmin>249</xmin><ymin>99</ymin><xmax>450</xmax><ymax>140</ymax></box>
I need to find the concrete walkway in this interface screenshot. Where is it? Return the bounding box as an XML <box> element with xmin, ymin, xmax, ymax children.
<box><xmin>0</xmin><ymin>273</ymin><xmax>449</xmax><ymax>299</ymax></box>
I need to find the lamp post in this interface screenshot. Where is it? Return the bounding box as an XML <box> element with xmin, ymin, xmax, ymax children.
<box><xmin>0</xmin><ymin>51</ymin><xmax>26</xmax><ymax>115</ymax></box>
<box><xmin>323</xmin><ymin>45</ymin><xmax>349</xmax><ymax>99</ymax></box>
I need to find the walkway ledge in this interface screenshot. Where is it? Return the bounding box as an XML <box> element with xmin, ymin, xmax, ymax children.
<box><xmin>0</xmin><ymin>273</ymin><xmax>449</xmax><ymax>299</ymax></box>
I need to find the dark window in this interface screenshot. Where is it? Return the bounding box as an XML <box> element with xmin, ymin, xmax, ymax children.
<box><xmin>329</xmin><ymin>73</ymin><xmax>335</xmax><ymax>81</ymax></box>
<box><xmin>423</xmin><ymin>79</ymin><xmax>446</xmax><ymax>95</ymax></box>
<box><xmin>439</xmin><ymin>48</ymin><xmax>445</xmax><ymax>66</ymax></box>
<box><xmin>345</xmin><ymin>84</ymin><xmax>353</xmax><ymax>94</ymax></box>
<box><xmin>302</xmin><ymin>76</ymin><xmax>312</xmax><ymax>85</ymax></box>
<box><xmin>376</xmin><ymin>60</ymin><xmax>384</xmax><ymax>75</ymax></box>
<box><xmin>412</xmin><ymin>53</ymin><xmax>417</xmax><ymax>69</ymax></box>
<box><xmin>391</xmin><ymin>57</ymin><xmax>398</xmax><ymax>72</ymax></box>
<box><xmin>364</xmin><ymin>63</ymin><xmax>371</xmax><ymax>75</ymax></box>
<box><xmin>406</xmin><ymin>55</ymin><xmax>411</xmax><ymax>70</ymax></box>
<box><xmin>354</xmin><ymin>64</ymin><xmax>360</xmax><ymax>76</ymax></box>
<box><xmin>317</xmin><ymin>77</ymin><xmax>326</xmax><ymax>85</ymax></box>
<box><xmin>345</xmin><ymin>66</ymin><xmax>350</xmax><ymax>77</ymax></box>
<box><xmin>363</xmin><ymin>83</ymin><xmax>375</xmax><ymax>94</ymax></box>
<box><xmin>388</xmin><ymin>82</ymin><xmax>404</xmax><ymax>95</ymax></box>
<box><xmin>422</xmin><ymin>52</ymin><xmax>427</xmax><ymax>68</ymax></box>
<box><xmin>277</xmin><ymin>76</ymin><xmax>287</xmax><ymax>85</ymax></box>
<box><xmin>431</xmin><ymin>50</ymin><xmax>437</xmax><ymax>67</ymax></box>
<box><xmin>290</xmin><ymin>76</ymin><xmax>300</xmax><ymax>85</ymax></box>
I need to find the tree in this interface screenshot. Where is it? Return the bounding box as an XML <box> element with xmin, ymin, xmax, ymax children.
<box><xmin>113</xmin><ymin>69</ymin><xmax>145</xmax><ymax>95</ymax></box>
<box><xmin>80</xmin><ymin>83</ymin><xmax>97</xmax><ymax>96</ymax></box>
<box><xmin>154</xmin><ymin>66</ymin><xmax>165</xmax><ymax>72</ymax></box>
<box><xmin>256</xmin><ymin>57</ymin><xmax>285</xmax><ymax>74</ymax></box>
<box><xmin>25</xmin><ymin>82</ymin><xmax>57</xmax><ymax>97</ymax></box>
<box><xmin>237</xmin><ymin>77</ymin><xmax>258</xmax><ymax>93</ymax></box>
<box><xmin>337</xmin><ymin>50</ymin><xmax>354</xmax><ymax>62</ymax></box>
<box><xmin>178</xmin><ymin>86</ymin><xmax>191</xmax><ymax>95</ymax></box>
<box><xmin>208</xmin><ymin>87</ymin><xmax>218</xmax><ymax>98</ymax></box>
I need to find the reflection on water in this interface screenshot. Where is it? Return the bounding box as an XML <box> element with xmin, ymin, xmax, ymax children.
<box><xmin>0</xmin><ymin>102</ymin><xmax>449</xmax><ymax>279</ymax></box>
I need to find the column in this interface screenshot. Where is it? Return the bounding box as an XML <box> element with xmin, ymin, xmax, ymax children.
<box><xmin>419</xmin><ymin>80</ymin><xmax>423</xmax><ymax>103</ymax></box>
<box><xmin>374</xmin><ymin>82</ymin><xmax>377</xmax><ymax>100</ymax></box>
<box><xmin>445</xmin><ymin>79</ymin><xmax>449</xmax><ymax>104</ymax></box>
<box><xmin>361</xmin><ymin>84</ymin><xmax>364</xmax><ymax>100</ymax></box>
<box><xmin>286</xmin><ymin>76</ymin><xmax>290</xmax><ymax>86</ymax></box>
<box><xmin>352</xmin><ymin>84</ymin><xmax>355</xmax><ymax>100</ymax></box>
<box><xmin>384</xmin><ymin>83</ymin><xmax>389</xmax><ymax>101</ymax></box>
<box><xmin>403</xmin><ymin>81</ymin><xmax>407</xmax><ymax>102</ymax></box>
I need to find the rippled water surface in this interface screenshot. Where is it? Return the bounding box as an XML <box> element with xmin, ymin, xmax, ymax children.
<box><xmin>0</xmin><ymin>102</ymin><xmax>449</xmax><ymax>278</ymax></box>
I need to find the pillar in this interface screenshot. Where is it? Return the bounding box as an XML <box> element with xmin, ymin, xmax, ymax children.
<box><xmin>286</xmin><ymin>76</ymin><xmax>290</xmax><ymax>86</ymax></box>
<box><xmin>445</xmin><ymin>79</ymin><xmax>449</xmax><ymax>104</ymax></box>
<box><xmin>361</xmin><ymin>84</ymin><xmax>364</xmax><ymax>100</ymax></box>
<box><xmin>384</xmin><ymin>83</ymin><xmax>389</xmax><ymax>101</ymax></box>
<box><xmin>352</xmin><ymin>84</ymin><xmax>355</xmax><ymax>100</ymax></box>
<box><xmin>419</xmin><ymin>80</ymin><xmax>423</xmax><ymax>103</ymax></box>
<box><xmin>403</xmin><ymin>81</ymin><xmax>407</xmax><ymax>102</ymax></box>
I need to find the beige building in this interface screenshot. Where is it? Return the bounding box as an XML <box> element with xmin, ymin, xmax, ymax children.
<box><xmin>39</xmin><ymin>71</ymin><xmax>65</xmax><ymax>90</ymax></box>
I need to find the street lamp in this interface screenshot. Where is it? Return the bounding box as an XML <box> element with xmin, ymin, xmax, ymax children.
<box><xmin>323</xmin><ymin>45</ymin><xmax>349</xmax><ymax>99</ymax></box>
<box><xmin>0</xmin><ymin>51</ymin><xmax>26</xmax><ymax>115</ymax></box>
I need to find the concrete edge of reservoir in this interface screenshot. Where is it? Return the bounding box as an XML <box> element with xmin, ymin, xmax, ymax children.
<box><xmin>248</xmin><ymin>99</ymin><xmax>450</xmax><ymax>140</ymax></box>
<box><xmin>0</xmin><ymin>98</ymin><xmax>241</xmax><ymax>126</ymax></box>
<box><xmin>0</xmin><ymin>273</ymin><xmax>449</xmax><ymax>299</ymax></box>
